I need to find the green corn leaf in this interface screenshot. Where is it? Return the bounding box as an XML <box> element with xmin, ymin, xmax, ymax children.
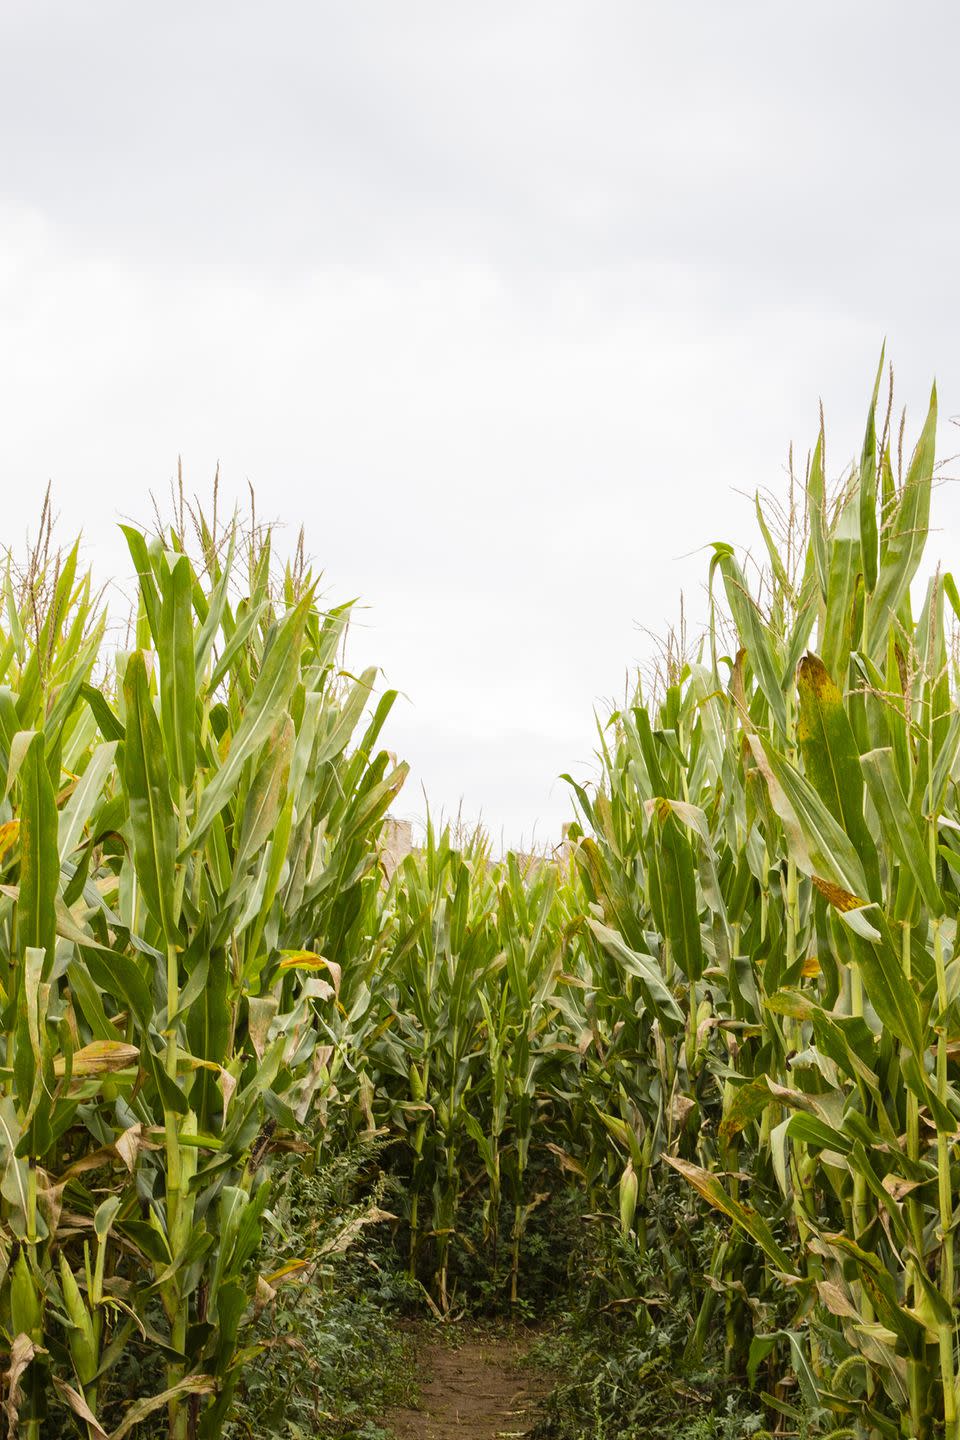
<box><xmin>193</xmin><ymin>526</ymin><xmax>237</xmax><ymax>678</ymax></box>
<box><xmin>186</xmin><ymin>594</ymin><xmax>311</xmax><ymax>852</ymax></box>
<box><xmin>748</xmin><ymin>1329</ymin><xmax>823</xmax><ymax>1413</ymax></box>
<box><xmin>158</xmin><ymin>553</ymin><xmax>197</xmax><ymax>791</ymax></box>
<box><xmin>78</xmin><ymin>943</ymin><xmax>154</xmax><ymax>1032</ymax></box>
<box><xmin>665</xmin><ymin>1155</ymin><xmax>797</xmax><ymax>1275</ymax></box>
<box><xmin>206</xmin><ymin>598</ymin><xmax>266</xmax><ymax>694</ymax></box>
<box><xmin>44</xmin><ymin>634</ymin><xmax>100</xmax><ymax>752</ymax></box>
<box><xmin>123</xmin><ymin>651</ymin><xmax>179</xmax><ymax>943</ymax></box>
<box><xmin>780</xmin><ymin>569</ymin><xmax>819</xmax><ymax>688</ymax></box>
<box><xmin>847</xmin><ymin>1139</ymin><xmax>910</xmax><ymax>1247</ymax></box>
<box><xmin>66</xmin><ymin>958</ymin><xmax>119</xmax><ymax>1042</ymax></box>
<box><xmin>633</xmin><ymin>705</ymin><xmax>667</xmax><ymax>795</ymax></box>
<box><xmin>232</xmin><ymin>714</ymin><xmax>294</xmax><ymax>879</ymax></box>
<box><xmin>243</xmin><ymin>792</ymin><xmax>295</xmax><ymax>971</ymax></box>
<box><xmin>186</xmin><ymin>949</ymin><xmax>230</xmax><ymax>1129</ymax></box>
<box><xmin>765</xmin><ymin>990</ymin><xmax>879</xmax><ymax>1090</ymax></box>
<box><xmin>820</xmin><ymin>484</ymin><xmax>861</xmax><ymax>689</ymax></box>
<box><xmin>815</xmin><ymin>1231</ymin><xmax>923</xmax><ymax>1352</ymax></box>
<box><xmin>15</xmin><ymin>732</ymin><xmax>58</xmax><ymax>971</ymax></box>
<box><xmin>314</xmin><ymin>667</ymin><xmax>378</xmax><ymax>767</ymax></box>
<box><xmin>808</xmin><ymin>427</ymin><xmax>828</xmax><ymax>599</ymax></box>
<box><xmin>861</xmin><ymin>746</ymin><xmax>942</xmax><ymax>916</ymax></box>
<box><xmin>931</xmin><ymin>708</ymin><xmax>960</xmax><ymax>815</ymax></box>
<box><xmin>645</xmin><ymin>801</ymin><xmax>704</xmax><ymax>982</ymax></box>
<box><xmin>81</xmin><ymin>682</ymin><xmax>125</xmax><ymax>742</ymax></box>
<box><xmin>586</xmin><ymin>919</ymin><xmax>684</xmax><ymax>1031</ymax></box>
<box><xmin>796</xmin><ymin>653</ymin><xmax>879</xmax><ymax>899</ymax></box>
<box><xmin>859</xmin><ymin>347</ymin><xmax>885</xmax><ymax>595</ymax></box>
<box><xmin>120</xmin><ymin>524</ymin><xmax>162</xmax><ymax>649</ymax></box>
<box><xmin>748</xmin><ymin>733</ymin><xmax>868</xmax><ymax>899</ymax></box>
<box><xmin>16</xmin><ymin>945</ymin><xmax>51</xmax><ymax>1139</ymax></box>
<box><xmin>59</xmin><ymin>741</ymin><xmax>117</xmax><ymax>861</ymax></box>
<box><xmin>755</xmin><ymin>496</ymin><xmax>792</xmax><ymax>595</ymax></box>
<box><xmin>775</xmin><ymin>1110</ymin><xmax>853</xmax><ymax>1160</ymax></box>
<box><xmin>865</xmin><ymin>382</ymin><xmax>937</xmax><ymax>656</ymax></box>
<box><xmin>843</xmin><ymin>913</ymin><xmax>926</xmax><ymax>1059</ymax></box>
<box><xmin>711</xmin><ymin>546</ymin><xmax>787</xmax><ymax>735</ymax></box>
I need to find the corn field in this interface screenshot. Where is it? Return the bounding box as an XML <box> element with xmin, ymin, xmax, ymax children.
<box><xmin>2</xmin><ymin>361</ymin><xmax>960</xmax><ymax>1439</ymax></box>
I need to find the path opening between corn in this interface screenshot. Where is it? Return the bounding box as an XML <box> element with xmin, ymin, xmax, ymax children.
<box><xmin>386</xmin><ymin>1327</ymin><xmax>546</xmax><ymax>1440</ymax></box>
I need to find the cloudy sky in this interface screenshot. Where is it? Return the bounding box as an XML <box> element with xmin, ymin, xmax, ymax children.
<box><xmin>2</xmin><ymin>4</ymin><xmax>959</xmax><ymax>847</ymax></box>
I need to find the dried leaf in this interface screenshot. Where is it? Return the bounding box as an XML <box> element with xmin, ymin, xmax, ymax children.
<box><xmin>5</xmin><ymin>1334</ymin><xmax>40</xmax><ymax>1440</ymax></box>
<box><xmin>52</xmin><ymin>1378</ymin><xmax>108</xmax><ymax>1439</ymax></box>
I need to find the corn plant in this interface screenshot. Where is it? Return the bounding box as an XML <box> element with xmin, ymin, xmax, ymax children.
<box><xmin>0</xmin><ymin>502</ymin><xmax>404</xmax><ymax>1438</ymax></box>
<box><xmin>561</xmin><ymin>362</ymin><xmax>960</xmax><ymax>1437</ymax></box>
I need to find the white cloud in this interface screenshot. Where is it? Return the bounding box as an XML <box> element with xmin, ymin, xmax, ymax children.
<box><xmin>2</xmin><ymin>4</ymin><xmax>960</xmax><ymax>846</ymax></box>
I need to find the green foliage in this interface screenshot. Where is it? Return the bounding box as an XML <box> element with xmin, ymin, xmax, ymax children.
<box><xmin>323</xmin><ymin>359</ymin><xmax>960</xmax><ymax>1440</ymax></box>
<box><xmin>224</xmin><ymin>1145</ymin><xmax>416</xmax><ymax>1440</ymax></box>
<box><xmin>536</xmin><ymin>362</ymin><xmax>959</xmax><ymax>1440</ymax></box>
<box><xmin>0</xmin><ymin>502</ymin><xmax>402</xmax><ymax>1437</ymax></box>
<box><xmin>529</xmin><ymin>1178</ymin><xmax>770</xmax><ymax>1440</ymax></box>
<box><xmin>3</xmin><ymin>356</ymin><xmax>959</xmax><ymax>1440</ymax></box>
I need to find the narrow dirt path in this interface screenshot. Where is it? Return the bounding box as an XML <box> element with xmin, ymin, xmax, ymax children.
<box><xmin>385</xmin><ymin>1328</ymin><xmax>546</xmax><ymax>1440</ymax></box>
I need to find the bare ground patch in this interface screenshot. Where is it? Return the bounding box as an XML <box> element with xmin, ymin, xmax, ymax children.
<box><xmin>384</xmin><ymin>1326</ymin><xmax>547</xmax><ymax>1440</ymax></box>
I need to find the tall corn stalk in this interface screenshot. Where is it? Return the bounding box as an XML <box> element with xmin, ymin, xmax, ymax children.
<box><xmin>0</xmin><ymin>500</ymin><xmax>404</xmax><ymax>1438</ymax></box>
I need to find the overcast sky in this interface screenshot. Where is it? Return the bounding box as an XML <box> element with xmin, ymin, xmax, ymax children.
<box><xmin>2</xmin><ymin>4</ymin><xmax>959</xmax><ymax>848</ymax></box>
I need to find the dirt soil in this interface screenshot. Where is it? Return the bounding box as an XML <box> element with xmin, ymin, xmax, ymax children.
<box><xmin>385</xmin><ymin>1327</ymin><xmax>546</xmax><ymax>1440</ymax></box>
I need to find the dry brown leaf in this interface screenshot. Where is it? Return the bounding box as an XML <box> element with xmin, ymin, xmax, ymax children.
<box><xmin>52</xmin><ymin>1378</ymin><xmax>108</xmax><ymax>1439</ymax></box>
<box><xmin>5</xmin><ymin>1335</ymin><xmax>40</xmax><ymax>1440</ymax></box>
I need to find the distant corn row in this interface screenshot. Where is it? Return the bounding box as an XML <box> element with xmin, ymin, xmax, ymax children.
<box><xmin>334</xmin><ymin>360</ymin><xmax>960</xmax><ymax>1439</ymax></box>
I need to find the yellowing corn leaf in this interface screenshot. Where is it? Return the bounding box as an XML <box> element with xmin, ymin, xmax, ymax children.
<box><xmin>277</xmin><ymin>950</ymin><xmax>341</xmax><ymax>994</ymax></box>
<box><xmin>0</xmin><ymin>821</ymin><xmax>19</xmax><ymax>864</ymax></box>
<box><xmin>810</xmin><ymin>876</ymin><xmax>864</xmax><ymax>912</ymax></box>
<box><xmin>54</xmin><ymin>1042</ymin><xmax>139</xmax><ymax>1077</ymax></box>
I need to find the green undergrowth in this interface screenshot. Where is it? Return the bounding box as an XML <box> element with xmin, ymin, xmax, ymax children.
<box><xmin>45</xmin><ymin>1145</ymin><xmax>418</xmax><ymax>1439</ymax></box>
<box><xmin>531</xmin><ymin>1309</ymin><xmax>768</xmax><ymax>1440</ymax></box>
<box><xmin>265</xmin><ymin>1147</ymin><xmax>807</xmax><ymax>1440</ymax></box>
<box><xmin>527</xmin><ymin>1176</ymin><xmax>811</xmax><ymax>1440</ymax></box>
<box><xmin>223</xmin><ymin>1145</ymin><xmax>418</xmax><ymax>1440</ymax></box>
<box><xmin>80</xmin><ymin>1141</ymin><xmax>818</xmax><ymax>1440</ymax></box>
